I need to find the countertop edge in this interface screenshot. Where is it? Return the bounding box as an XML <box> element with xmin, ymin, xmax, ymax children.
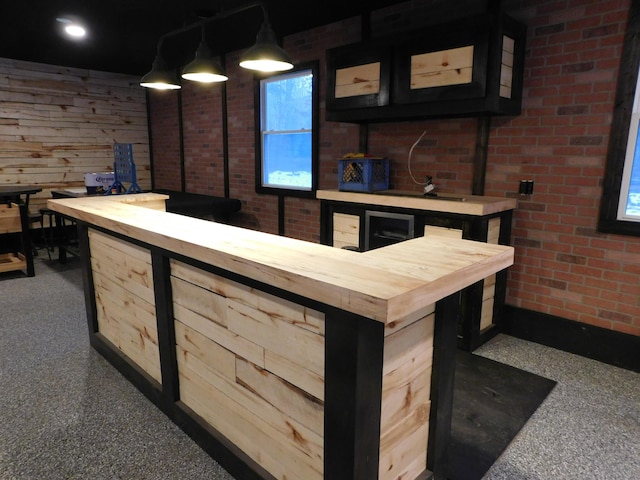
<box><xmin>316</xmin><ymin>189</ymin><xmax>517</xmax><ymax>216</ymax></box>
<box><xmin>48</xmin><ymin>194</ymin><xmax>514</xmax><ymax>324</ymax></box>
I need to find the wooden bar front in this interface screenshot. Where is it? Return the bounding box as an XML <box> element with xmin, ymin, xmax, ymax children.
<box><xmin>48</xmin><ymin>193</ymin><xmax>513</xmax><ymax>480</ymax></box>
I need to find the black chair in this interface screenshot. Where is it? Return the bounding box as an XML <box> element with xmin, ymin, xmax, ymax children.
<box><xmin>37</xmin><ymin>208</ymin><xmax>57</xmax><ymax>260</ymax></box>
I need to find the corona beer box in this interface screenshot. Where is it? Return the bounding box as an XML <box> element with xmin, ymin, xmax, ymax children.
<box><xmin>84</xmin><ymin>172</ymin><xmax>115</xmax><ymax>194</ymax></box>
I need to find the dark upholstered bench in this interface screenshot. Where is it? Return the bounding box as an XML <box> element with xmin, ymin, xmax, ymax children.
<box><xmin>154</xmin><ymin>190</ymin><xmax>241</xmax><ymax>222</ymax></box>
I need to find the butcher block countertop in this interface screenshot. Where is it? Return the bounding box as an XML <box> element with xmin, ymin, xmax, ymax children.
<box><xmin>316</xmin><ymin>189</ymin><xmax>517</xmax><ymax>216</ymax></box>
<box><xmin>48</xmin><ymin>193</ymin><xmax>513</xmax><ymax>324</ymax></box>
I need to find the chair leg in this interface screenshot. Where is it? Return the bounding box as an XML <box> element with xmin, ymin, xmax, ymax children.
<box><xmin>41</xmin><ymin>215</ymin><xmax>51</xmax><ymax>260</ymax></box>
<box><xmin>38</xmin><ymin>209</ymin><xmax>54</xmax><ymax>261</ymax></box>
<box><xmin>28</xmin><ymin>213</ymin><xmax>42</xmax><ymax>257</ymax></box>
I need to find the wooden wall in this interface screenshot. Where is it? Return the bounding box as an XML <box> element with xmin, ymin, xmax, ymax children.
<box><xmin>0</xmin><ymin>57</ymin><xmax>150</xmax><ymax>218</ymax></box>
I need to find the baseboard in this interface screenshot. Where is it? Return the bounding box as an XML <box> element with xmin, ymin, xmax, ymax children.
<box><xmin>503</xmin><ymin>305</ymin><xmax>640</xmax><ymax>373</ymax></box>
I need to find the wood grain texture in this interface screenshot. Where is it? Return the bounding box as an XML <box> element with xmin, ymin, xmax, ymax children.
<box><xmin>335</xmin><ymin>62</ymin><xmax>381</xmax><ymax>98</ymax></box>
<box><xmin>410</xmin><ymin>46</ymin><xmax>474</xmax><ymax>90</ymax></box>
<box><xmin>332</xmin><ymin>212</ymin><xmax>360</xmax><ymax>249</ymax></box>
<box><xmin>0</xmin><ymin>253</ymin><xmax>26</xmax><ymax>273</ymax></box>
<box><xmin>0</xmin><ymin>203</ymin><xmax>21</xmax><ymax>233</ymax></box>
<box><xmin>500</xmin><ymin>35</ymin><xmax>515</xmax><ymax>98</ymax></box>
<box><xmin>317</xmin><ymin>189</ymin><xmax>517</xmax><ymax>216</ymax></box>
<box><xmin>172</xmin><ymin>259</ymin><xmax>325</xmax><ymax>480</ymax></box>
<box><xmin>89</xmin><ymin>230</ymin><xmax>160</xmax><ymax>383</ymax></box>
<box><xmin>89</xmin><ymin>230</ymin><xmax>155</xmax><ymax>304</ymax></box>
<box><xmin>48</xmin><ymin>194</ymin><xmax>514</xmax><ymax>325</ymax></box>
<box><xmin>0</xmin><ymin>58</ymin><xmax>151</xmax><ymax>218</ymax></box>
<box><xmin>379</xmin><ymin>313</ymin><xmax>434</xmax><ymax>480</ymax></box>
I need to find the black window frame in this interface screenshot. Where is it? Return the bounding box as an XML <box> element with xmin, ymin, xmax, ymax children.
<box><xmin>254</xmin><ymin>61</ymin><xmax>319</xmax><ymax>198</ymax></box>
<box><xmin>599</xmin><ymin>0</ymin><xmax>640</xmax><ymax>236</ymax></box>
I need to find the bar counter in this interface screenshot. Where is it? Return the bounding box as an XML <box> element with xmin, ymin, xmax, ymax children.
<box><xmin>48</xmin><ymin>193</ymin><xmax>514</xmax><ymax>480</ymax></box>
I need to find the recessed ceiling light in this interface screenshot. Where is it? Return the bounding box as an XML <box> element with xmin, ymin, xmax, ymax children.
<box><xmin>65</xmin><ymin>24</ymin><xmax>86</xmax><ymax>38</ymax></box>
<box><xmin>56</xmin><ymin>16</ymin><xmax>88</xmax><ymax>40</ymax></box>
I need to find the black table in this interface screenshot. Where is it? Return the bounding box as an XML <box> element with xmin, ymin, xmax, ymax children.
<box><xmin>0</xmin><ymin>185</ymin><xmax>42</xmax><ymax>277</ymax></box>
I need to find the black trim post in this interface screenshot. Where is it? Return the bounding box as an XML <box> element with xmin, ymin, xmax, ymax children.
<box><xmin>76</xmin><ymin>222</ymin><xmax>98</xmax><ymax>335</ymax></box>
<box><xmin>324</xmin><ymin>308</ymin><xmax>385</xmax><ymax>479</ymax></box>
<box><xmin>152</xmin><ymin>250</ymin><xmax>179</xmax><ymax>403</ymax></box>
<box><xmin>278</xmin><ymin>195</ymin><xmax>285</xmax><ymax>236</ymax></box>
<box><xmin>472</xmin><ymin>116</ymin><xmax>490</xmax><ymax>196</ymax></box>
<box><xmin>221</xmin><ymin>54</ymin><xmax>231</xmax><ymax>199</ymax></box>
<box><xmin>178</xmin><ymin>89</ymin><xmax>186</xmax><ymax>192</ymax></box>
<box><xmin>428</xmin><ymin>292</ymin><xmax>461</xmax><ymax>479</ymax></box>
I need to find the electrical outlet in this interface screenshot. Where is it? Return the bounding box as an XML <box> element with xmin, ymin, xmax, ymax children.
<box><xmin>519</xmin><ymin>180</ymin><xmax>534</xmax><ymax>195</ymax></box>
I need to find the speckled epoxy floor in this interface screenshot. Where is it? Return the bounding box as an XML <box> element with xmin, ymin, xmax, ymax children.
<box><xmin>1</xmin><ymin>252</ymin><xmax>639</xmax><ymax>479</ymax></box>
<box><xmin>0</xmin><ymin>255</ymin><xmax>235</xmax><ymax>480</ymax></box>
<box><xmin>476</xmin><ymin>335</ymin><xmax>640</xmax><ymax>480</ymax></box>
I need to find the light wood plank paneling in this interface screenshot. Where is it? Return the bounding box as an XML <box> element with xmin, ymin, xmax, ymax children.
<box><xmin>424</xmin><ymin>225</ymin><xmax>463</xmax><ymax>239</ymax></box>
<box><xmin>0</xmin><ymin>57</ymin><xmax>150</xmax><ymax>217</ymax></box>
<box><xmin>410</xmin><ymin>45</ymin><xmax>474</xmax><ymax>90</ymax></box>
<box><xmin>172</xmin><ymin>259</ymin><xmax>326</xmax><ymax>480</ymax></box>
<box><xmin>335</xmin><ymin>62</ymin><xmax>381</xmax><ymax>98</ymax></box>
<box><xmin>333</xmin><ymin>212</ymin><xmax>360</xmax><ymax>249</ymax></box>
<box><xmin>379</xmin><ymin>313</ymin><xmax>434</xmax><ymax>480</ymax></box>
<box><xmin>178</xmin><ymin>366</ymin><xmax>323</xmax><ymax>480</ymax></box>
<box><xmin>500</xmin><ymin>36</ymin><xmax>515</xmax><ymax>98</ymax></box>
<box><xmin>226</xmin><ymin>298</ymin><xmax>325</xmax><ymax>378</ymax></box>
<box><xmin>89</xmin><ymin>230</ymin><xmax>154</xmax><ymax>304</ymax></box>
<box><xmin>487</xmin><ymin>217</ymin><xmax>501</xmax><ymax>245</ymax></box>
<box><xmin>264</xmin><ymin>349</ymin><xmax>325</xmax><ymax>401</ymax></box>
<box><xmin>94</xmin><ymin>271</ymin><xmax>160</xmax><ymax>382</ymax></box>
<box><xmin>171</xmin><ymin>276</ymin><xmax>228</xmax><ymax>328</ymax></box>
<box><xmin>89</xmin><ymin>230</ymin><xmax>160</xmax><ymax>383</ymax></box>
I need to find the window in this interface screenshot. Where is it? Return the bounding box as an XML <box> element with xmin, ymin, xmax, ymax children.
<box><xmin>599</xmin><ymin>1</ymin><xmax>640</xmax><ymax>236</ymax></box>
<box><xmin>618</xmin><ymin>73</ymin><xmax>640</xmax><ymax>221</ymax></box>
<box><xmin>255</xmin><ymin>63</ymin><xmax>318</xmax><ymax>197</ymax></box>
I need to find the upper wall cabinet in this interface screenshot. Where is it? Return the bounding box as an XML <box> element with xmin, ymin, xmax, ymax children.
<box><xmin>325</xmin><ymin>13</ymin><xmax>526</xmax><ymax>123</ymax></box>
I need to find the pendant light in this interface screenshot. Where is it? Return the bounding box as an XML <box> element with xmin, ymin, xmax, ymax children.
<box><xmin>239</xmin><ymin>21</ymin><xmax>293</xmax><ymax>73</ymax></box>
<box><xmin>181</xmin><ymin>27</ymin><xmax>228</xmax><ymax>83</ymax></box>
<box><xmin>140</xmin><ymin>48</ymin><xmax>181</xmax><ymax>90</ymax></box>
<box><xmin>140</xmin><ymin>1</ymin><xmax>294</xmax><ymax>89</ymax></box>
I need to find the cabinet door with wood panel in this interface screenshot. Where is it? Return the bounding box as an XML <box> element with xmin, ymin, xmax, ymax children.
<box><xmin>326</xmin><ymin>12</ymin><xmax>526</xmax><ymax>123</ymax></box>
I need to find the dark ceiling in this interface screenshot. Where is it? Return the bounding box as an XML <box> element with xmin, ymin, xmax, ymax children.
<box><xmin>0</xmin><ymin>0</ymin><xmax>410</xmax><ymax>77</ymax></box>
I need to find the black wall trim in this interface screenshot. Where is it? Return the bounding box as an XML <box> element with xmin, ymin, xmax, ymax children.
<box><xmin>503</xmin><ymin>305</ymin><xmax>640</xmax><ymax>373</ymax></box>
<box><xmin>178</xmin><ymin>90</ymin><xmax>186</xmax><ymax>191</ymax></box>
<box><xmin>145</xmin><ymin>90</ymin><xmax>156</xmax><ymax>191</ymax></box>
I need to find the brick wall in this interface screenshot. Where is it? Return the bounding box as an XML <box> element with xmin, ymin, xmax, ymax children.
<box><xmin>149</xmin><ymin>0</ymin><xmax>640</xmax><ymax>337</ymax></box>
<box><xmin>149</xmin><ymin>90</ymin><xmax>181</xmax><ymax>191</ymax></box>
<box><xmin>489</xmin><ymin>0</ymin><xmax>640</xmax><ymax>336</ymax></box>
<box><xmin>182</xmin><ymin>82</ymin><xmax>225</xmax><ymax>194</ymax></box>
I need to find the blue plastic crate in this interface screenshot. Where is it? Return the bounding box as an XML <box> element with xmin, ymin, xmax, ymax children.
<box><xmin>338</xmin><ymin>158</ymin><xmax>389</xmax><ymax>192</ymax></box>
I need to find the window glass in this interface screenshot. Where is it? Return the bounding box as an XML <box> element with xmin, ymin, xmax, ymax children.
<box><xmin>258</xmin><ymin>68</ymin><xmax>316</xmax><ymax>194</ymax></box>
<box><xmin>619</xmin><ymin>75</ymin><xmax>640</xmax><ymax>221</ymax></box>
<box><xmin>625</xmin><ymin>154</ymin><xmax>640</xmax><ymax>217</ymax></box>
